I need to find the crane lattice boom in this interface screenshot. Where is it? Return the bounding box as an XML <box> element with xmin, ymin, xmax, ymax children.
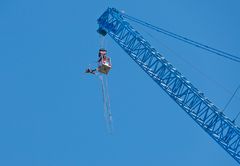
<box><xmin>97</xmin><ymin>8</ymin><xmax>240</xmax><ymax>164</ymax></box>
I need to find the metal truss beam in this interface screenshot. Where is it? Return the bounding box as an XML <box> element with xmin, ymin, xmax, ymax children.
<box><xmin>97</xmin><ymin>8</ymin><xmax>240</xmax><ymax>164</ymax></box>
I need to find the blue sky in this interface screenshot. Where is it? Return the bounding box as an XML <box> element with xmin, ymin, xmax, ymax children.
<box><xmin>0</xmin><ymin>0</ymin><xmax>240</xmax><ymax>165</ymax></box>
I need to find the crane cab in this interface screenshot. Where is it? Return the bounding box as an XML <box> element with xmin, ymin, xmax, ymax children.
<box><xmin>98</xmin><ymin>49</ymin><xmax>112</xmax><ymax>74</ymax></box>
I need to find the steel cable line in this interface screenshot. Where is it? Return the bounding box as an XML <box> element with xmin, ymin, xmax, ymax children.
<box><xmin>122</xmin><ymin>13</ymin><xmax>240</xmax><ymax>63</ymax></box>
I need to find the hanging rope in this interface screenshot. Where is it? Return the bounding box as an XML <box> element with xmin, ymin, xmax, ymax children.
<box><xmin>99</xmin><ymin>75</ymin><xmax>113</xmax><ymax>133</ymax></box>
<box><xmin>122</xmin><ymin>13</ymin><xmax>240</xmax><ymax>63</ymax></box>
<box><xmin>99</xmin><ymin>34</ymin><xmax>105</xmax><ymax>49</ymax></box>
<box><xmin>105</xmin><ymin>75</ymin><xmax>112</xmax><ymax>125</ymax></box>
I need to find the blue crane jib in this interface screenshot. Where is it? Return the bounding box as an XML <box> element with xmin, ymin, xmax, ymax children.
<box><xmin>97</xmin><ymin>8</ymin><xmax>240</xmax><ymax>164</ymax></box>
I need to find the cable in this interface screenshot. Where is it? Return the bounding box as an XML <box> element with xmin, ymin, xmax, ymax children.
<box><xmin>122</xmin><ymin>13</ymin><xmax>240</xmax><ymax>63</ymax></box>
<box><xmin>233</xmin><ymin>111</ymin><xmax>240</xmax><ymax>123</ymax></box>
<box><xmin>136</xmin><ymin>22</ymin><xmax>240</xmax><ymax>103</ymax></box>
<box><xmin>99</xmin><ymin>75</ymin><xmax>113</xmax><ymax>134</ymax></box>
<box><xmin>99</xmin><ymin>75</ymin><xmax>107</xmax><ymax>120</ymax></box>
<box><xmin>223</xmin><ymin>85</ymin><xmax>240</xmax><ymax>112</ymax></box>
<box><xmin>99</xmin><ymin>34</ymin><xmax>105</xmax><ymax>49</ymax></box>
<box><xmin>105</xmin><ymin>75</ymin><xmax>113</xmax><ymax>133</ymax></box>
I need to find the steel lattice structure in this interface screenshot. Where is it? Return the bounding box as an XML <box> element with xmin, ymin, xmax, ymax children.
<box><xmin>97</xmin><ymin>8</ymin><xmax>240</xmax><ymax>164</ymax></box>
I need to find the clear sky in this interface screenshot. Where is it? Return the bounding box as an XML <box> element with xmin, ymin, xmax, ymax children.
<box><xmin>0</xmin><ymin>0</ymin><xmax>240</xmax><ymax>166</ymax></box>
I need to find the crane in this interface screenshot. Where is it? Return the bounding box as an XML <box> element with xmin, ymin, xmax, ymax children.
<box><xmin>96</xmin><ymin>7</ymin><xmax>240</xmax><ymax>164</ymax></box>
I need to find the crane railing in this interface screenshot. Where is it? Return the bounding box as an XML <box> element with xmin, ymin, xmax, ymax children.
<box><xmin>97</xmin><ymin>7</ymin><xmax>240</xmax><ymax>164</ymax></box>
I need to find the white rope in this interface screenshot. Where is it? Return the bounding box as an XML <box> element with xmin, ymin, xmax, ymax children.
<box><xmin>99</xmin><ymin>75</ymin><xmax>113</xmax><ymax>133</ymax></box>
<box><xmin>105</xmin><ymin>75</ymin><xmax>113</xmax><ymax>132</ymax></box>
<box><xmin>99</xmin><ymin>35</ymin><xmax>105</xmax><ymax>49</ymax></box>
<box><xmin>99</xmin><ymin>75</ymin><xmax>108</xmax><ymax>123</ymax></box>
